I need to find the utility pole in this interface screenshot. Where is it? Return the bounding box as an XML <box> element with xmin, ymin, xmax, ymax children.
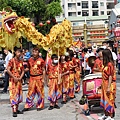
<box><xmin>84</xmin><ymin>17</ymin><xmax>87</xmax><ymax>47</ymax></box>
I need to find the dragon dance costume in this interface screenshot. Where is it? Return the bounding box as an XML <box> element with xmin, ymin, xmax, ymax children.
<box><xmin>47</xmin><ymin>63</ymin><xmax>62</xmax><ymax>106</ymax></box>
<box><xmin>61</xmin><ymin>61</ymin><xmax>70</xmax><ymax>102</ymax></box>
<box><xmin>8</xmin><ymin>58</ymin><xmax>24</xmax><ymax>113</ymax></box>
<box><xmin>100</xmin><ymin>62</ymin><xmax>116</xmax><ymax>115</ymax></box>
<box><xmin>74</xmin><ymin>58</ymin><xmax>81</xmax><ymax>93</ymax></box>
<box><xmin>24</xmin><ymin>57</ymin><xmax>45</xmax><ymax>109</ymax></box>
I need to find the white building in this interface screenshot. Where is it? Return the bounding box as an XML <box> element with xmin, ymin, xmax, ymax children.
<box><xmin>108</xmin><ymin>3</ymin><xmax>120</xmax><ymax>40</ymax></box>
<box><xmin>59</xmin><ymin>0</ymin><xmax>114</xmax><ymax>18</ymax></box>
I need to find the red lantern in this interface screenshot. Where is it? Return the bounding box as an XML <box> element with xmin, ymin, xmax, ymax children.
<box><xmin>31</xmin><ymin>22</ymin><xmax>35</xmax><ymax>27</ymax></box>
<box><xmin>117</xmin><ymin>20</ymin><xmax>120</xmax><ymax>23</ymax></box>
<box><xmin>52</xmin><ymin>18</ymin><xmax>56</xmax><ymax>23</ymax></box>
<box><xmin>46</xmin><ymin>20</ymin><xmax>50</xmax><ymax>24</ymax></box>
<box><xmin>39</xmin><ymin>22</ymin><xmax>43</xmax><ymax>27</ymax></box>
<box><xmin>108</xmin><ymin>30</ymin><xmax>112</xmax><ymax>33</ymax></box>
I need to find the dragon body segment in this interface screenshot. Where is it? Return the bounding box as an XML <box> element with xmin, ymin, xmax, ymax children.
<box><xmin>0</xmin><ymin>10</ymin><xmax>73</xmax><ymax>55</ymax></box>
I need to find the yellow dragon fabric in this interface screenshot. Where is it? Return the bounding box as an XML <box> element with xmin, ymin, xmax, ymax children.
<box><xmin>0</xmin><ymin>10</ymin><xmax>73</xmax><ymax>55</ymax></box>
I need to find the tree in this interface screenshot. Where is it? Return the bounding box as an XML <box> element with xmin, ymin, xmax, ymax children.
<box><xmin>0</xmin><ymin>0</ymin><xmax>62</xmax><ymax>55</ymax></box>
<box><xmin>0</xmin><ymin>0</ymin><xmax>62</xmax><ymax>23</ymax></box>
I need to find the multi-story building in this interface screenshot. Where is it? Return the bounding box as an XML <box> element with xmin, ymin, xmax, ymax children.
<box><xmin>56</xmin><ymin>0</ymin><xmax>115</xmax><ymax>46</ymax></box>
<box><xmin>59</xmin><ymin>0</ymin><xmax>114</xmax><ymax>18</ymax></box>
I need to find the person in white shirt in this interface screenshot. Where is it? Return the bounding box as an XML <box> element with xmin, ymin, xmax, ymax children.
<box><xmin>83</xmin><ymin>48</ymin><xmax>91</xmax><ymax>75</ymax></box>
<box><xmin>0</xmin><ymin>49</ymin><xmax>13</xmax><ymax>93</ymax></box>
<box><xmin>108</xmin><ymin>45</ymin><xmax>117</xmax><ymax>68</ymax></box>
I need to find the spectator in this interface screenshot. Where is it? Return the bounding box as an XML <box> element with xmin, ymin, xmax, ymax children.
<box><xmin>102</xmin><ymin>41</ymin><xmax>109</xmax><ymax>49</ymax></box>
<box><xmin>24</xmin><ymin>49</ymin><xmax>31</xmax><ymax>60</ymax></box>
<box><xmin>88</xmin><ymin>47</ymin><xmax>95</xmax><ymax>56</ymax></box>
<box><xmin>108</xmin><ymin>45</ymin><xmax>117</xmax><ymax>69</ymax></box>
<box><xmin>0</xmin><ymin>49</ymin><xmax>12</xmax><ymax>94</ymax></box>
<box><xmin>39</xmin><ymin>52</ymin><xmax>42</xmax><ymax>58</ymax></box>
<box><xmin>83</xmin><ymin>48</ymin><xmax>91</xmax><ymax>75</ymax></box>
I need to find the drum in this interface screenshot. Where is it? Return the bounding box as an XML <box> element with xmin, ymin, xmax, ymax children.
<box><xmin>82</xmin><ymin>73</ymin><xmax>102</xmax><ymax>100</ymax></box>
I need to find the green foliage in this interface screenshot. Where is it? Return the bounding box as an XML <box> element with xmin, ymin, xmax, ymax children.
<box><xmin>45</xmin><ymin>1</ymin><xmax>62</xmax><ymax>19</ymax></box>
<box><xmin>0</xmin><ymin>0</ymin><xmax>62</xmax><ymax>21</ymax></box>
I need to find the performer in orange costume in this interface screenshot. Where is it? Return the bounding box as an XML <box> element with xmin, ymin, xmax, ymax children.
<box><xmin>98</xmin><ymin>49</ymin><xmax>116</xmax><ymax>120</ymax></box>
<box><xmin>73</xmin><ymin>52</ymin><xmax>81</xmax><ymax>93</ymax></box>
<box><xmin>60</xmin><ymin>55</ymin><xmax>69</xmax><ymax>104</ymax></box>
<box><xmin>7</xmin><ymin>48</ymin><xmax>24</xmax><ymax>117</ymax></box>
<box><xmin>47</xmin><ymin>54</ymin><xmax>62</xmax><ymax>110</ymax></box>
<box><xmin>93</xmin><ymin>48</ymin><xmax>104</xmax><ymax>73</ymax></box>
<box><xmin>68</xmin><ymin>50</ymin><xmax>77</xmax><ymax>99</ymax></box>
<box><xmin>23</xmin><ymin>48</ymin><xmax>45</xmax><ymax>112</ymax></box>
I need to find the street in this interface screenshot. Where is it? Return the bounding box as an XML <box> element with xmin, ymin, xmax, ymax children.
<box><xmin>0</xmin><ymin>75</ymin><xmax>120</xmax><ymax>120</ymax></box>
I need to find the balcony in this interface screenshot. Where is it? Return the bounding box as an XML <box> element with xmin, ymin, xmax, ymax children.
<box><xmin>68</xmin><ymin>12</ymin><xmax>76</xmax><ymax>17</ymax></box>
<box><xmin>67</xmin><ymin>0</ymin><xmax>76</xmax><ymax>3</ymax></box>
<box><xmin>68</xmin><ymin>7</ymin><xmax>76</xmax><ymax>11</ymax></box>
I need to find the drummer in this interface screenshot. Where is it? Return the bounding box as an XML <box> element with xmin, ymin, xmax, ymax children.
<box><xmin>92</xmin><ymin>48</ymin><xmax>104</xmax><ymax>73</ymax></box>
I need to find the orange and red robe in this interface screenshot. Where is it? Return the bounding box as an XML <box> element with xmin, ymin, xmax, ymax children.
<box><xmin>100</xmin><ymin>62</ymin><xmax>116</xmax><ymax>114</ymax></box>
<box><xmin>68</xmin><ymin>59</ymin><xmax>76</xmax><ymax>98</ymax></box>
<box><xmin>8</xmin><ymin>58</ymin><xmax>24</xmax><ymax>107</ymax></box>
<box><xmin>74</xmin><ymin>58</ymin><xmax>81</xmax><ymax>92</ymax></box>
<box><xmin>92</xmin><ymin>57</ymin><xmax>103</xmax><ymax>73</ymax></box>
<box><xmin>24</xmin><ymin>57</ymin><xmax>45</xmax><ymax>109</ymax></box>
<box><xmin>47</xmin><ymin>63</ymin><xmax>62</xmax><ymax>103</ymax></box>
<box><xmin>61</xmin><ymin>62</ymin><xmax>69</xmax><ymax>101</ymax></box>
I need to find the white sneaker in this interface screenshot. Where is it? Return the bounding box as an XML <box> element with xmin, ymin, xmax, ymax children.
<box><xmin>98</xmin><ymin>114</ymin><xmax>107</xmax><ymax>120</ymax></box>
<box><xmin>105</xmin><ymin>116</ymin><xmax>114</xmax><ymax>120</ymax></box>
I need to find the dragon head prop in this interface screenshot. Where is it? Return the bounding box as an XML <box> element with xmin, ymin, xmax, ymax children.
<box><xmin>0</xmin><ymin>9</ymin><xmax>18</xmax><ymax>34</ymax></box>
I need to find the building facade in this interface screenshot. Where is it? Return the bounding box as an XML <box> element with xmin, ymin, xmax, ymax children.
<box><xmin>56</xmin><ymin>0</ymin><xmax>115</xmax><ymax>46</ymax></box>
<box><xmin>59</xmin><ymin>0</ymin><xmax>114</xmax><ymax>18</ymax></box>
<box><xmin>108</xmin><ymin>3</ymin><xmax>120</xmax><ymax>41</ymax></box>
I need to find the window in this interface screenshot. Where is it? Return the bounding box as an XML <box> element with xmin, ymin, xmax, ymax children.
<box><xmin>82</xmin><ymin>1</ymin><xmax>88</xmax><ymax>8</ymax></box>
<box><xmin>77</xmin><ymin>3</ymin><xmax>81</xmax><ymax>6</ymax></box>
<box><xmin>73</xmin><ymin>22</ymin><xmax>79</xmax><ymax>26</ymax></box>
<box><xmin>68</xmin><ymin>3</ymin><xmax>72</xmax><ymax>7</ymax></box>
<box><xmin>92</xmin><ymin>1</ymin><xmax>98</xmax><ymax>8</ymax></box>
<box><xmin>107</xmin><ymin>11</ymin><xmax>111</xmax><ymax>15</ymax></box>
<box><xmin>82</xmin><ymin>11</ymin><xmax>89</xmax><ymax>16</ymax></box>
<box><xmin>100</xmin><ymin>2</ymin><xmax>104</xmax><ymax>6</ymax></box>
<box><xmin>68</xmin><ymin>12</ymin><xmax>72</xmax><ymax>16</ymax></box>
<box><xmin>101</xmin><ymin>11</ymin><xmax>104</xmax><ymax>15</ymax></box>
<box><xmin>107</xmin><ymin>3</ymin><xmax>114</xmax><ymax>9</ymax></box>
<box><xmin>92</xmin><ymin>10</ymin><xmax>98</xmax><ymax>16</ymax></box>
<box><xmin>78</xmin><ymin>12</ymin><xmax>81</xmax><ymax>15</ymax></box>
